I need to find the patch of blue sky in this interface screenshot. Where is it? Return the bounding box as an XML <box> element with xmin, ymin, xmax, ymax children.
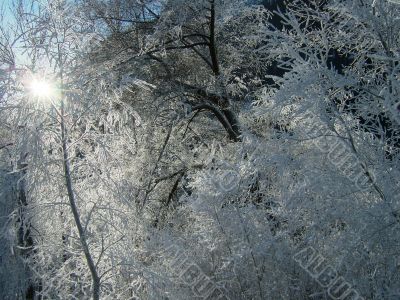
<box><xmin>0</xmin><ymin>0</ymin><xmax>34</xmax><ymax>67</ymax></box>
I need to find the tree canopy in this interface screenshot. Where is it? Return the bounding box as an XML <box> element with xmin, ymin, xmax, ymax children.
<box><xmin>0</xmin><ymin>0</ymin><xmax>399</xmax><ymax>299</ymax></box>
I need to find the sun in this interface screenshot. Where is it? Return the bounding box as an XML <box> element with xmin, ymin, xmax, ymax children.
<box><xmin>28</xmin><ymin>78</ymin><xmax>55</xmax><ymax>99</ymax></box>
<box><xmin>23</xmin><ymin>73</ymin><xmax>60</xmax><ymax>105</ymax></box>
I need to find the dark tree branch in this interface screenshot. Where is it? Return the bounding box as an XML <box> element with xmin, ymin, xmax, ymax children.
<box><xmin>0</xmin><ymin>142</ymin><xmax>13</xmax><ymax>150</ymax></box>
<box><xmin>165</xmin><ymin>172</ymin><xmax>184</xmax><ymax>207</ymax></box>
<box><xmin>193</xmin><ymin>103</ymin><xmax>240</xmax><ymax>141</ymax></box>
<box><xmin>174</xmin><ymin>81</ymin><xmax>228</xmax><ymax>107</ymax></box>
<box><xmin>181</xmin><ymin>38</ymin><xmax>213</xmax><ymax>68</ymax></box>
<box><xmin>142</xmin><ymin>125</ymin><xmax>174</xmax><ymax>208</ymax></box>
<box><xmin>143</xmin><ymin>4</ymin><xmax>160</xmax><ymax>19</ymax></box>
<box><xmin>146</xmin><ymin>53</ymin><xmax>172</xmax><ymax>76</ymax></box>
<box><xmin>208</xmin><ymin>0</ymin><xmax>220</xmax><ymax>75</ymax></box>
<box><xmin>88</xmin><ymin>16</ymin><xmax>156</xmax><ymax>24</ymax></box>
<box><xmin>183</xmin><ymin>109</ymin><xmax>202</xmax><ymax>137</ymax></box>
<box><xmin>182</xmin><ymin>33</ymin><xmax>210</xmax><ymax>41</ymax></box>
<box><xmin>154</xmin><ymin>168</ymin><xmax>186</xmax><ymax>185</ymax></box>
<box><xmin>147</xmin><ymin>42</ymin><xmax>209</xmax><ymax>55</ymax></box>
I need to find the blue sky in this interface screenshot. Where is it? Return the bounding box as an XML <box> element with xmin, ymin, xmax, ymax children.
<box><xmin>1</xmin><ymin>0</ymin><xmax>14</xmax><ymax>22</ymax></box>
<box><xmin>1</xmin><ymin>0</ymin><xmax>36</xmax><ymax>67</ymax></box>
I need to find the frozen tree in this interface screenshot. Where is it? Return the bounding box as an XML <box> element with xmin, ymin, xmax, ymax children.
<box><xmin>250</xmin><ymin>0</ymin><xmax>400</xmax><ymax>298</ymax></box>
<box><xmin>0</xmin><ymin>0</ymin><xmax>139</xmax><ymax>298</ymax></box>
<box><xmin>80</xmin><ymin>0</ymin><xmax>272</xmax><ymax>141</ymax></box>
<box><xmin>75</xmin><ymin>0</ymin><xmax>273</xmax><ymax>231</ymax></box>
<box><xmin>1</xmin><ymin>0</ymin><xmax>399</xmax><ymax>299</ymax></box>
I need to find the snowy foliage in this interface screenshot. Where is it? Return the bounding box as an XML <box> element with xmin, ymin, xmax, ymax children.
<box><xmin>0</xmin><ymin>0</ymin><xmax>399</xmax><ymax>299</ymax></box>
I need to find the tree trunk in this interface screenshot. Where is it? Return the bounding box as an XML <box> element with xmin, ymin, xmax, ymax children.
<box><xmin>60</xmin><ymin>91</ymin><xmax>101</xmax><ymax>300</ymax></box>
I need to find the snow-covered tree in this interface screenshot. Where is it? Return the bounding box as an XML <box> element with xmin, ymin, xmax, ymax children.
<box><xmin>1</xmin><ymin>0</ymin><xmax>399</xmax><ymax>299</ymax></box>
<box><xmin>250</xmin><ymin>0</ymin><xmax>400</xmax><ymax>298</ymax></box>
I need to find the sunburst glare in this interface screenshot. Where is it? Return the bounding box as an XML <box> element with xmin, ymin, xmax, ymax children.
<box><xmin>27</xmin><ymin>77</ymin><xmax>56</xmax><ymax>100</ymax></box>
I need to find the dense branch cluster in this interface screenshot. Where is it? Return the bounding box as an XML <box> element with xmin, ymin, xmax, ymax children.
<box><xmin>0</xmin><ymin>0</ymin><xmax>399</xmax><ymax>299</ymax></box>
